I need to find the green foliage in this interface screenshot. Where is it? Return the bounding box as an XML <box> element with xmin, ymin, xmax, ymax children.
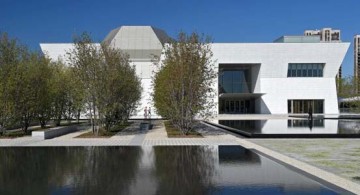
<box><xmin>51</xmin><ymin>60</ymin><xmax>85</xmax><ymax>126</ymax></box>
<box><xmin>68</xmin><ymin>32</ymin><xmax>142</xmax><ymax>134</ymax></box>
<box><xmin>337</xmin><ymin>76</ymin><xmax>358</xmax><ymax>98</ymax></box>
<box><xmin>76</xmin><ymin>122</ymin><xmax>133</xmax><ymax>138</ymax></box>
<box><xmin>0</xmin><ymin>32</ymin><xmax>38</xmax><ymax>133</ymax></box>
<box><xmin>0</xmin><ymin>32</ymin><xmax>85</xmax><ymax>134</ymax></box>
<box><xmin>164</xmin><ymin>121</ymin><xmax>202</xmax><ymax>138</ymax></box>
<box><xmin>337</xmin><ymin>76</ymin><xmax>360</xmax><ymax>112</ymax></box>
<box><xmin>0</xmin><ymin>31</ymin><xmax>140</xmax><ymax>135</ymax></box>
<box><xmin>153</xmin><ymin>32</ymin><xmax>216</xmax><ymax>135</ymax></box>
<box><xmin>97</xmin><ymin>44</ymin><xmax>141</xmax><ymax>131</ymax></box>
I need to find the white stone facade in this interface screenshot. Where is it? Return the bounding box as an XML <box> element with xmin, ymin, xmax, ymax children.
<box><xmin>40</xmin><ymin>26</ymin><xmax>349</xmax><ymax>118</ymax></box>
<box><xmin>212</xmin><ymin>43</ymin><xmax>349</xmax><ymax>114</ymax></box>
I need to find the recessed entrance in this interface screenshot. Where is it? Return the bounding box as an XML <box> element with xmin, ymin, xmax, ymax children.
<box><xmin>219</xmin><ymin>99</ymin><xmax>255</xmax><ymax>114</ymax></box>
<box><xmin>218</xmin><ymin>63</ymin><xmax>261</xmax><ymax>114</ymax></box>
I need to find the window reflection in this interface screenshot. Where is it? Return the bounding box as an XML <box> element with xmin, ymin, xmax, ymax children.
<box><xmin>219</xmin><ymin>70</ymin><xmax>250</xmax><ymax>93</ymax></box>
<box><xmin>287</xmin><ymin>63</ymin><xmax>324</xmax><ymax>77</ymax></box>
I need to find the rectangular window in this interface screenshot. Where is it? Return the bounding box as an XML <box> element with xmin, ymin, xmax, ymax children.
<box><xmin>288</xmin><ymin>63</ymin><xmax>324</xmax><ymax>77</ymax></box>
<box><xmin>288</xmin><ymin>99</ymin><xmax>324</xmax><ymax>113</ymax></box>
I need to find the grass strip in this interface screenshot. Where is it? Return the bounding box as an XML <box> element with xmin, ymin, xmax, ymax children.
<box><xmin>164</xmin><ymin>121</ymin><xmax>202</xmax><ymax>138</ymax></box>
<box><xmin>76</xmin><ymin>122</ymin><xmax>133</xmax><ymax>138</ymax></box>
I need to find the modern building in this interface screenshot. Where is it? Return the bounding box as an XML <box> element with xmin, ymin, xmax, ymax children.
<box><xmin>304</xmin><ymin>28</ymin><xmax>342</xmax><ymax>79</ymax></box>
<box><xmin>304</xmin><ymin>28</ymin><xmax>341</xmax><ymax>42</ymax></box>
<box><xmin>354</xmin><ymin>35</ymin><xmax>360</xmax><ymax>93</ymax></box>
<box><xmin>40</xmin><ymin>26</ymin><xmax>349</xmax><ymax>117</ymax></box>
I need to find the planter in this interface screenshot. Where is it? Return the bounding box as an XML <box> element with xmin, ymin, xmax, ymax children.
<box><xmin>32</xmin><ymin>125</ymin><xmax>79</xmax><ymax>139</ymax></box>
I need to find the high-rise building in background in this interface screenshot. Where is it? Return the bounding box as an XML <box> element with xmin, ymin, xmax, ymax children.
<box><xmin>304</xmin><ymin>28</ymin><xmax>342</xmax><ymax>79</ymax></box>
<box><xmin>304</xmin><ymin>28</ymin><xmax>341</xmax><ymax>42</ymax></box>
<box><xmin>354</xmin><ymin>35</ymin><xmax>360</xmax><ymax>93</ymax></box>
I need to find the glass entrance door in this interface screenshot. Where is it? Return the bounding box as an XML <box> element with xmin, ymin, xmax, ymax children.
<box><xmin>220</xmin><ymin>99</ymin><xmax>253</xmax><ymax>114</ymax></box>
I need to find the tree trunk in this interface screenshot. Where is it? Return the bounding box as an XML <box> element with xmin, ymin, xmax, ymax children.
<box><xmin>77</xmin><ymin>109</ymin><xmax>81</xmax><ymax>124</ymax></box>
<box><xmin>40</xmin><ymin>120</ymin><xmax>46</xmax><ymax>128</ymax></box>
<box><xmin>89</xmin><ymin>103</ymin><xmax>94</xmax><ymax>134</ymax></box>
<box><xmin>23</xmin><ymin>123</ymin><xmax>29</xmax><ymax>134</ymax></box>
<box><xmin>55</xmin><ymin>115</ymin><xmax>61</xmax><ymax>126</ymax></box>
<box><xmin>92</xmin><ymin>101</ymin><xmax>99</xmax><ymax>136</ymax></box>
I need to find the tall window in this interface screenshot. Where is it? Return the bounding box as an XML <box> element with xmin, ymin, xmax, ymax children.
<box><xmin>287</xmin><ymin>63</ymin><xmax>324</xmax><ymax>77</ymax></box>
<box><xmin>219</xmin><ymin>70</ymin><xmax>250</xmax><ymax>93</ymax></box>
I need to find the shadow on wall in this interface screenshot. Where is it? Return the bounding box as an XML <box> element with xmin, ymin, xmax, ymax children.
<box><xmin>256</xmin><ymin>98</ymin><xmax>271</xmax><ymax>114</ymax></box>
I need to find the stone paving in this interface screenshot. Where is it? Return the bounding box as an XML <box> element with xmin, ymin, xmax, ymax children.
<box><xmin>0</xmin><ymin>120</ymin><xmax>238</xmax><ymax>147</ymax></box>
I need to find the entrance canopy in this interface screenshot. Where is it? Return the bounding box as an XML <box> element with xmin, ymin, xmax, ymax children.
<box><xmin>219</xmin><ymin>93</ymin><xmax>265</xmax><ymax>99</ymax></box>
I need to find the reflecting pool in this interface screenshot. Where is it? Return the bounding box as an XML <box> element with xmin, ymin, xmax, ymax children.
<box><xmin>0</xmin><ymin>146</ymin><xmax>349</xmax><ymax>194</ymax></box>
<box><xmin>215</xmin><ymin>119</ymin><xmax>360</xmax><ymax>138</ymax></box>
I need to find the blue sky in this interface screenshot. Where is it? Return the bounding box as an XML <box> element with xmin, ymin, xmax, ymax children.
<box><xmin>1</xmin><ymin>0</ymin><xmax>359</xmax><ymax>76</ymax></box>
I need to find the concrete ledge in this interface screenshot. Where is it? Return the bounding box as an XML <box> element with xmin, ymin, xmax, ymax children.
<box><xmin>32</xmin><ymin>125</ymin><xmax>79</xmax><ymax>139</ymax></box>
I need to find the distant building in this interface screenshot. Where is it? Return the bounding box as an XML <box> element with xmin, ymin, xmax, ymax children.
<box><xmin>354</xmin><ymin>35</ymin><xmax>360</xmax><ymax>93</ymax></box>
<box><xmin>304</xmin><ymin>28</ymin><xmax>341</xmax><ymax>42</ymax></box>
<box><xmin>304</xmin><ymin>28</ymin><xmax>342</xmax><ymax>79</ymax></box>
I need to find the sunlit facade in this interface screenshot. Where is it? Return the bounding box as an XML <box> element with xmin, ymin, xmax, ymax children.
<box><xmin>40</xmin><ymin>26</ymin><xmax>349</xmax><ymax>117</ymax></box>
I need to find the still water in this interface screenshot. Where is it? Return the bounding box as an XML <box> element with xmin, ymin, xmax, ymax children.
<box><xmin>0</xmin><ymin>146</ymin><xmax>349</xmax><ymax>195</ymax></box>
<box><xmin>218</xmin><ymin>119</ymin><xmax>360</xmax><ymax>135</ymax></box>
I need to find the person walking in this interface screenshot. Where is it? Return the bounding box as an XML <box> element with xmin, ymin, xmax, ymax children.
<box><xmin>308</xmin><ymin>104</ymin><xmax>313</xmax><ymax>120</ymax></box>
<box><xmin>144</xmin><ymin>106</ymin><xmax>148</xmax><ymax>119</ymax></box>
<box><xmin>148</xmin><ymin>107</ymin><xmax>151</xmax><ymax>118</ymax></box>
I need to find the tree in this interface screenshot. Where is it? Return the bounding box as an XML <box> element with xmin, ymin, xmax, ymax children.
<box><xmin>51</xmin><ymin>60</ymin><xmax>85</xmax><ymax>126</ymax></box>
<box><xmin>0</xmin><ymin>34</ymin><xmax>42</xmax><ymax>133</ymax></box>
<box><xmin>337</xmin><ymin>76</ymin><xmax>360</xmax><ymax>112</ymax></box>
<box><xmin>97</xmin><ymin>44</ymin><xmax>141</xmax><ymax>131</ymax></box>
<box><xmin>68</xmin><ymin>33</ymin><xmax>102</xmax><ymax>134</ymax></box>
<box><xmin>0</xmin><ymin>32</ymin><xmax>21</xmax><ymax>134</ymax></box>
<box><xmin>31</xmin><ymin>53</ymin><xmax>54</xmax><ymax>128</ymax></box>
<box><xmin>68</xmin><ymin>32</ymin><xmax>142</xmax><ymax>134</ymax></box>
<box><xmin>0</xmin><ymin>32</ymin><xmax>57</xmax><ymax>133</ymax></box>
<box><xmin>153</xmin><ymin>32</ymin><xmax>216</xmax><ymax>135</ymax></box>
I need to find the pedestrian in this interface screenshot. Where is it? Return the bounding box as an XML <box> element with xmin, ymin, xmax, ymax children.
<box><xmin>148</xmin><ymin>107</ymin><xmax>151</xmax><ymax>118</ymax></box>
<box><xmin>308</xmin><ymin>104</ymin><xmax>313</xmax><ymax>120</ymax></box>
<box><xmin>144</xmin><ymin>106</ymin><xmax>148</xmax><ymax>119</ymax></box>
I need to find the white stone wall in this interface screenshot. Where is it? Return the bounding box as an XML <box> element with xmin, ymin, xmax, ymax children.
<box><xmin>41</xmin><ymin>42</ymin><xmax>349</xmax><ymax>116</ymax></box>
<box><xmin>212</xmin><ymin>42</ymin><xmax>349</xmax><ymax>114</ymax></box>
<box><xmin>130</xmin><ymin>61</ymin><xmax>158</xmax><ymax>118</ymax></box>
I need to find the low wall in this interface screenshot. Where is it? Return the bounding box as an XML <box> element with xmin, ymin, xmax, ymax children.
<box><xmin>32</xmin><ymin>125</ymin><xmax>79</xmax><ymax>139</ymax></box>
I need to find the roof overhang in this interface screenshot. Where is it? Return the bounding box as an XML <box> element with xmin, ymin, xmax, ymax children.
<box><xmin>219</xmin><ymin>93</ymin><xmax>265</xmax><ymax>99</ymax></box>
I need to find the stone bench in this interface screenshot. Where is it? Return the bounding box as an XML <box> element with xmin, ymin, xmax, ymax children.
<box><xmin>32</xmin><ymin>125</ymin><xmax>79</xmax><ymax>139</ymax></box>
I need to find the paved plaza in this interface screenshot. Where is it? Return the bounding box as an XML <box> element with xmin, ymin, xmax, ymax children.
<box><xmin>1</xmin><ymin>118</ymin><xmax>360</xmax><ymax>194</ymax></box>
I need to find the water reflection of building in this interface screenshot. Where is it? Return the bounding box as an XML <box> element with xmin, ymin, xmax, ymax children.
<box><xmin>287</xmin><ymin>119</ymin><xmax>324</xmax><ymax>128</ymax></box>
<box><xmin>218</xmin><ymin>146</ymin><xmax>260</xmax><ymax>164</ymax></box>
<box><xmin>218</xmin><ymin>119</ymin><xmax>339</xmax><ymax>134</ymax></box>
<box><xmin>216</xmin><ymin>146</ymin><xmax>338</xmax><ymax>193</ymax></box>
<box><xmin>219</xmin><ymin>120</ymin><xmax>266</xmax><ymax>134</ymax></box>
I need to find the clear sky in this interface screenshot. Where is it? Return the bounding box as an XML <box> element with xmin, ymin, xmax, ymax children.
<box><xmin>1</xmin><ymin>0</ymin><xmax>359</xmax><ymax>76</ymax></box>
